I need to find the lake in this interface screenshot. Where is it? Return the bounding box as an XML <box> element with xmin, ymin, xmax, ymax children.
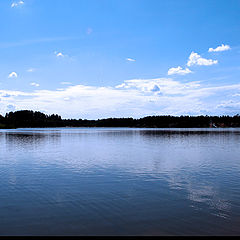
<box><xmin>0</xmin><ymin>128</ymin><xmax>240</xmax><ymax>236</ymax></box>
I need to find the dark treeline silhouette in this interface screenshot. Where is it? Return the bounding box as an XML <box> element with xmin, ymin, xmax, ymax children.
<box><xmin>0</xmin><ymin>110</ymin><xmax>240</xmax><ymax>129</ymax></box>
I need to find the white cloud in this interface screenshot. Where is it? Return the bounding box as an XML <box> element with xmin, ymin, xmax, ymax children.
<box><xmin>64</xmin><ymin>97</ymin><xmax>71</xmax><ymax>101</ymax></box>
<box><xmin>126</xmin><ymin>58</ymin><xmax>136</xmax><ymax>62</ymax></box>
<box><xmin>217</xmin><ymin>100</ymin><xmax>240</xmax><ymax>113</ymax></box>
<box><xmin>116</xmin><ymin>78</ymin><xmax>201</xmax><ymax>96</ymax></box>
<box><xmin>61</xmin><ymin>82</ymin><xmax>72</xmax><ymax>85</ymax></box>
<box><xmin>30</xmin><ymin>83</ymin><xmax>40</xmax><ymax>87</ymax></box>
<box><xmin>8</xmin><ymin>72</ymin><xmax>18</xmax><ymax>78</ymax></box>
<box><xmin>209</xmin><ymin>44</ymin><xmax>231</xmax><ymax>52</ymax></box>
<box><xmin>11</xmin><ymin>3</ymin><xmax>18</xmax><ymax>8</ymax></box>
<box><xmin>1</xmin><ymin>78</ymin><xmax>240</xmax><ymax>119</ymax></box>
<box><xmin>55</xmin><ymin>51</ymin><xmax>65</xmax><ymax>57</ymax></box>
<box><xmin>187</xmin><ymin>52</ymin><xmax>218</xmax><ymax>67</ymax></box>
<box><xmin>57</xmin><ymin>53</ymin><xmax>64</xmax><ymax>57</ymax></box>
<box><xmin>11</xmin><ymin>1</ymin><xmax>24</xmax><ymax>8</ymax></box>
<box><xmin>54</xmin><ymin>51</ymin><xmax>74</xmax><ymax>61</ymax></box>
<box><xmin>168</xmin><ymin>66</ymin><xmax>192</xmax><ymax>76</ymax></box>
<box><xmin>27</xmin><ymin>68</ymin><xmax>36</xmax><ymax>73</ymax></box>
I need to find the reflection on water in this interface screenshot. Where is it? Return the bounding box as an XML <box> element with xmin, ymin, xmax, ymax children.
<box><xmin>0</xmin><ymin>128</ymin><xmax>240</xmax><ymax>236</ymax></box>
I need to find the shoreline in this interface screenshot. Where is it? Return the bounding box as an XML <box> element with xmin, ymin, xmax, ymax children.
<box><xmin>1</xmin><ymin>110</ymin><xmax>240</xmax><ymax>129</ymax></box>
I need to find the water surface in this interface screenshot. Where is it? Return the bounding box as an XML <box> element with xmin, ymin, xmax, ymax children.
<box><xmin>0</xmin><ymin>128</ymin><xmax>240</xmax><ymax>236</ymax></box>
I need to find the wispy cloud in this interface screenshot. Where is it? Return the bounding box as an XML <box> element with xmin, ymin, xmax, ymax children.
<box><xmin>30</xmin><ymin>83</ymin><xmax>40</xmax><ymax>87</ymax></box>
<box><xmin>116</xmin><ymin>78</ymin><xmax>200</xmax><ymax>95</ymax></box>
<box><xmin>209</xmin><ymin>44</ymin><xmax>231</xmax><ymax>52</ymax></box>
<box><xmin>8</xmin><ymin>72</ymin><xmax>18</xmax><ymax>78</ymax></box>
<box><xmin>61</xmin><ymin>82</ymin><xmax>72</xmax><ymax>85</ymax></box>
<box><xmin>126</xmin><ymin>58</ymin><xmax>136</xmax><ymax>62</ymax></box>
<box><xmin>27</xmin><ymin>68</ymin><xmax>36</xmax><ymax>73</ymax></box>
<box><xmin>11</xmin><ymin>1</ymin><xmax>24</xmax><ymax>8</ymax></box>
<box><xmin>1</xmin><ymin>78</ymin><xmax>239</xmax><ymax>118</ymax></box>
<box><xmin>187</xmin><ymin>52</ymin><xmax>218</xmax><ymax>67</ymax></box>
<box><xmin>168</xmin><ymin>66</ymin><xmax>192</xmax><ymax>76</ymax></box>
<box><xmin>217</xmin><ymin>100</ymin><xmax>240</xmax><ymax>112</ymax></box>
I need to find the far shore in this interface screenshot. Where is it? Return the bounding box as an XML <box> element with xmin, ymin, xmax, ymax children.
<box><xmin>1</xmin><ymin>110</ymin><xmax>240</xmax><ymax>129</ymax></box>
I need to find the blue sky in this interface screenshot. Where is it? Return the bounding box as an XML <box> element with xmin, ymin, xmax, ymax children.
<box><xmin>0</xmin><ymin>0</ymin><xmax>240</xmax><ymax>119</ymax></box>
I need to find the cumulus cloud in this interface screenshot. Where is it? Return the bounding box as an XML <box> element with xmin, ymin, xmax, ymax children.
<box><xmin>30</xmin><ymin>83</ymin><xmax>40</xmax><ymax>87</ymax></box>
<box><xmin>1</xmin><ymin>78</ymin><xmax>240</xmax><ymax>119</ymax></box>
<box><xmin>116</xmin><ymin>78</ymin><xmax>200</xmax><ymax>95</ymax></box>
<box><xmin>11</xmin><ymin>1</ymin><xmax>24</xmax><ymax>8</ymax></box>
<box><xmin>187</xmin><ymin>52</ymin><xmax>218</xmax><ymax>67</ymax></box>
<box><xmin>55</xmin><ymin>51</ymin><xmax>65</xmax><ymax>57</ymax></box>
<box><xmin>209</xmin><ymin>44</ymin><xmax>231</xmax><ymax>52</ymax></box>
<box><xmin>8</xmin><ymin>72</ymin><xmax>18</xmax><ymax>78</ymax></box>
<box><xmin>126</xmin><ymin>58</ymin><xmax>136</xmax><ymax>62</ymax></box>
<box><xmin>168</xmin><ymin>66</ymin><xmax>192</xmax><ymax>76</ymax></box>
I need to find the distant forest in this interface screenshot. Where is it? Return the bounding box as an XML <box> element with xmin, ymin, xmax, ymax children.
<box><xmin>0</xmin><ymin>110</ymin><xmax>240</xmax><ymax>129</ymax></box>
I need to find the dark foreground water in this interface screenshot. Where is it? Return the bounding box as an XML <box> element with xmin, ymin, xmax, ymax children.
<box><xmin>0</xmin><ymin>128</ymin><xmax>240</xmax><ymax>236</ymax></box>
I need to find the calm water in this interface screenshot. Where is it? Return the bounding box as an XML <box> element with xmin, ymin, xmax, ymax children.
<box><xmin>0</xmin><ymin>128</ymin><xmax>240</xmax><ymax>236</ymax></box>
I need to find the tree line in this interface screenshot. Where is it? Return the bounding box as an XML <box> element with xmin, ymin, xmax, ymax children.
<box><xmin>0</xmin><ymin>110</ymin><xmax>240</xmax><ymax>129</ymax></box>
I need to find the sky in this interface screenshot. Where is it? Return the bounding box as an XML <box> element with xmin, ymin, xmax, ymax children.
<box><xmin>0</xmin><ymin>0</ymin><xmax>240</xmax><ymax>119</ymax></box>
